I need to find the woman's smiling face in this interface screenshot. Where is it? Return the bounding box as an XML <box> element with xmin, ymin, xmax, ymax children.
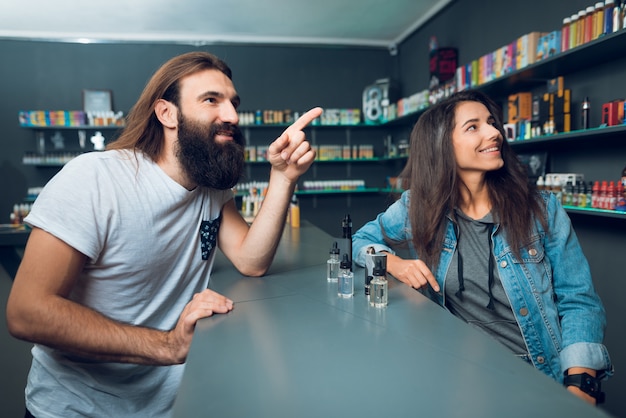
<box><xmin>451</xmin><ymin>100</ymin><xmax>505</xmax><ymax>180</ymax></box>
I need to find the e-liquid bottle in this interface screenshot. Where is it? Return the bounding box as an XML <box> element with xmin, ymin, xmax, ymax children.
<box><xmin>364</xmin><ymin>247</ymin><xmax>376</xmax><ymax>298</ymax></box>
<box><xmin>370</xmin><ymin>257</ymin><xmax>388</xmax><ymax>308</ymax></box>
<box><xmin>290</xmin><ymin>194</ymin><xmax>300</xmax><ymax>228</ymax></box>
<box><xmin>338</xmin><ymin>253</ymin><xmax>354</xmax><ymax>298</ymax></box>
<box><xmin>327</xmin><ymin>241</ymin><xmax>340</xmax><ymax>282</ymax></box>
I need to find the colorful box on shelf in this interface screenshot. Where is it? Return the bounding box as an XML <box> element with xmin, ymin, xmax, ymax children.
<box><xmin>536</xmin><ymin>31</ymin><xmax>562</xmax><ymax>61</ymax></box>
<box><xmin>19</xmin><ymin>110</ymin><xmax>85</xmax><ymax>127</ymax></box>
<box><xmin>516</xmin><ymin>32</ymin><xmax>544</xmax><ymax>69</ymax></box>
<box><xmin>319</xmin><ymin>108</ymin><xmax>362</xmax><ymax>126</ymax></box>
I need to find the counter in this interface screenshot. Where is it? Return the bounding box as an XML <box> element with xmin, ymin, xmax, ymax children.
<box><xmin>172</xmin><ymin>221</ymin><xmax>611</xmax><ymax>417</ymax></box>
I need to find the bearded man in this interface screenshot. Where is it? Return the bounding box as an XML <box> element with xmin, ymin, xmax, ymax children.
<box><xmin>7</xmin><ymin>51</ymin><xmax>322</xmax><ymax>418</ymax></box>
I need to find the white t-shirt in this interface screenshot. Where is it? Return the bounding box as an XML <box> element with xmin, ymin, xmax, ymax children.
<box><xmin>23</xmin><ymin>149</ymin><xmax>233</xmax><ymax>418</ymax></box>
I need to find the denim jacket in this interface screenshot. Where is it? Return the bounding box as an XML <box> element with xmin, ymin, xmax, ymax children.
<box><xmin>352</xmin><ymin>190</ymin><xmax>612</xmax><ymax>382</ymax></box>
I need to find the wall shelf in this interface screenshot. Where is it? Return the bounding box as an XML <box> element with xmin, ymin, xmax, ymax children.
<box><xmin>508</xmin><ymin>124</ymin><xmax>626</xmax><ymax>150</ymax></box>
<box><xmin>22</xmin><ymin>125</ymin><xmax>123</xmax><ymax>130</ymax></box>
<box><xmin>564</xmin><ymin>206</ymin><xmax>626</xmax><ymax>220</ymax></box>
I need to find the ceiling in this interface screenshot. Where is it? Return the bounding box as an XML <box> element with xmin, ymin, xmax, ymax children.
<box><xmin>0</xmin><ymin>0</ymin><xmax>453</xmax><ymax>49</ymax></box>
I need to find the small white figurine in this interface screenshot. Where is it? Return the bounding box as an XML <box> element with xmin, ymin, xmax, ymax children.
<box><xmin>90</xmin><ymin>131</ymin><xmax>105</xmax><ymax>151</ymax></box>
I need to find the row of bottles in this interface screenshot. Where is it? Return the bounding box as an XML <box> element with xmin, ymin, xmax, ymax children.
<box><xmin>327</xmin><ymin>242</ymin><xmax>388</xmax><ymax>307</ymax></box>
<box><xmin>537</xmin><ymin>174</ymin><xmax>626</xmax><ymax>212</ymax></box>
<box><xmin>9</xmin><ymin>203</ymin><xmax>32</xmax><ymax>225</ymax></box>
<box><xmin>239</xmin><ymin>184</ymin><xmax>301</xmax><ymax>228</ymax></box>
<box><xmin>562</xmin><ymin>0</ymin><xmax>626</xmax><ymax>52</ymax></box>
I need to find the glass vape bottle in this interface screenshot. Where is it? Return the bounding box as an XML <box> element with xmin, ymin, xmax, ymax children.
<box><xmin>338</xmin><ymin>253</ymin><xmax>354</xmax><ymax>298</ymax></box>
<box><xmin>370</xmin><ymin>258</ymin><xmax>388</xmax><ymax>308</ymax></box>
<box><xmin>364</xmin><ymin>246</ymin><xmax>376</xmax><ymax>298</ymax></box>
<box><xmin>327</xmin><ymin>241</ymin><xmax>340</xmax><ymax>282</ymax></box>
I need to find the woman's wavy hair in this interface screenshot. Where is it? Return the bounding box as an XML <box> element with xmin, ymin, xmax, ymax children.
<box><xmin>398</xmin><ymin>89</ymin><xmax>546</xmax><ymax>269</ymax></box>
<box><xmin>107</xmin><ymin>51</ymin><xmax>232</xmax><ymax>161</ymax></box>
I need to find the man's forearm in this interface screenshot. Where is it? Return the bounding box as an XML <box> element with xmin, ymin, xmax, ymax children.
<box><xmin>9</xmin><ymin>295</ymin><xmax>177</xmax><ymax>365</ymax></box>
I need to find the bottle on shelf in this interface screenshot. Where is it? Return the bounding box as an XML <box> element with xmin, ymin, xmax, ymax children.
<box><xmin>572</xmin><ymin>182</ymin><xmax>580</xmax><ymax>207</ymax></box>
<box><xmin>290</xmin><ymin>194</ymin><xmax>300</xmax><ymax>228</ymax></box>
<box><xmin>607</xmin><ymin>181</ymin><xmax>617</xmax><ymax>210</ymax></box>
<box><xmin>585</xmin><ymin>6</ymin><xmax>595</xmax><ymax>43</ymax></box>
<box><xmin>568</xmin><ymin>13</ymin><xmax>577</xmax><ymax>49</ymax></box>
<box><xmin>605</xmin><ymin>0</ymin><xmax>615</xmax><ymax>34</ymax></box>
<box><xmin>562</xmin><ymin>17</ymin><xmax>571</xmax><ymax>52</ymax></box>
<box><xmin>599</xmin><ymin>180</ymin><xmax>608</xmax><ymax>209</ymax></box>
<box><xmin>586</xmin><ymin>181</ymin><xmax>593</xmax><ymax>208</ymax></box>
<box><xmin>613</xmin><ymin>0</ymin><xmax>622</xmax><ymax>31</ymax></box>
<box><xmin>578</xmin><ymin>181</ymin><xmax>587</xmax><ymax>208</ymax></box>
<box><xmin>536</xmin><ymin>176</ymin><xmax>545</xmax><ymax>191</ymax></box>
<box><xmin>591</xmin><ymin>180</ymin><xmax>600</xmax><ymax>209</ymax></box>
<box><xmin>595</xmin><ymin>2</ymin><xmax>605</xmax><ymax>40</ymax></box>
<box><xmin>563</xmin><ymin>181</ymin><xmax>573</xmax><ymax>206</ymax></box>
<box><xmin>616</xmin><ymin>179</ymin><xmax>626</xmax><ymax>212</ymax></box>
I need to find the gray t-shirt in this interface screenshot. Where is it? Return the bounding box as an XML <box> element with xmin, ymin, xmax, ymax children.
<box><xmin>24</xmin><ymin>150</ymin><xmax>232</xmax><ymax>417</ymax></box>
<box><xmin>444</xmin><ymin>210</ymin><xmax>527</xmax><ymax>356</ymax></box>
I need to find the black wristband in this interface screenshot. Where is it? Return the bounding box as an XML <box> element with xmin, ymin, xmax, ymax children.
<box><xmin>563</xmin><ymin>372</ymin><xmax>605</xmax><ymax>404</ymax></box>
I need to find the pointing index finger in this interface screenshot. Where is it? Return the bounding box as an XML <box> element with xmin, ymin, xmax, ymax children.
<box><xmin>284</xmin><ymin>107</ymin><xmax>323</xmax><ymax>134</ymax></box>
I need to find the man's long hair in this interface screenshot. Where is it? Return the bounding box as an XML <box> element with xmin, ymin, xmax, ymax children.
<box><xmin>107</xmin><ymin>52</ymin><xmax>232</xmax><ymax>161</ymax></box>
<box><xmin>398</xmin><ymin>90</ymin><xmax>546</xmax><ymax>269</ymax></box>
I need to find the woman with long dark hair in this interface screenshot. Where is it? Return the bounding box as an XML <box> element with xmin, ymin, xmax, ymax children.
<box><xmin>353</xmin><ymin>90</ymin><xmax>612</xmax><ymax>405</ymax></box>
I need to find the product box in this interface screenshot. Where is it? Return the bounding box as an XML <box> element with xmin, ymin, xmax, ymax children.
<box><xmin>478</xmin><ymin>55</ymin><xmax>486</xmax><ymax>86</ymax></box>
<box><xmin>539</xmin><ymin>92</ymin><xmax>571</xmax><ymax>133</ymax></box>
<box><xmin>429</xmin><ymin>47</ymin><xmax>458</xmax><ymax>88</ymax></box>
<box><xmin>471</xmin><ymin>60</ymin><xmax>479</xmax><ymax>87</ymax></box>
<box><xmin>508</xmin><ymin>92</ymin><xmax>532</xmax><ymax>123</ymax></box>
<box><xmin>602</xmin><ymin>100</ymin><xmax>624</xmax><ymax>126</ymax></box>
<box><xmin>18</xmin><ymin>110</ymin><xmax>86</xmax><ymax>127</ymax></box>
<box><xmin>503</xmin><ymin>123</ymin><xmax>517</xmax><ymax>141</ymax></box>
<box><xmin>553</xmin><ymin>89</ymin><xmax>571</xmax><ymax>114</ymax></box>
<box><xmin>516</xmin><ymin>32</ymin><xmax>543</xmax><ymax>69</ymax></box>
<box><xmin>456</xmin><ymin>65</ymin><xmax>468</xmax><ymax>91</ymax></box>
<box><xmin>481</xmin><ymin>52</ymin><xmax>492</xmax><ymax>83</ymax></box>
<box><xmin>546</xmin><ymin>76</ymin><xmax>564</xmax><ymax>95</ymax></box>
<box><xmin>536</xmin><ymin>31</ymin><xmax>562</xmax><ymax>61</ymax></box>
<box><xmin>494</xmin><ymin>48</ymin><xmax>503</xmax><ymax>79</ymax></box>
<box><xmin>541</xmin><ymin>90</ymin><xmax>571</xmax><ymax>117</ymax></box>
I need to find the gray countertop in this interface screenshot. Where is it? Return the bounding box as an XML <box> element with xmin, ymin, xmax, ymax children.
<box><xmin>173</xmin><ymin>222</ymin><xmax>612</xmax><ymax>418</ymax></box>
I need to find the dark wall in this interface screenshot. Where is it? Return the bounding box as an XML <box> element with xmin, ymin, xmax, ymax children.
<box><xmin>0</xmin><ymin>40</ymin><xmax>392</xmax><ymax>232</ymax></box>
<box><xmin>398</xmin><ymin>1</ymin><xmax>626</xmax><ymax>416</ymax></box>
<box><xmin>1</xmin><ymin>1</ymin><xmax>624</xmax><ymax>415</ymax></box>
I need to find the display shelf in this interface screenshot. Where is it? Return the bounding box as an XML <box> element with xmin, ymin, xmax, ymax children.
<box><xmin>295</xmin><ymin>188</ymin><xmax>381</xmax><ymax>195</ymax></box>
<box><xmin>477</xmin><ymin>30</ymin><xmax>626</xmax><ymax>98</ymax></box>
<box><xmin>244</xmin><ymin>156</ymin><xmax>407</xmax><ymax>164</ymax></box>
<box><xmin>507</xmin><ymin>124</ymin><xmax>626</xmax><ymax>150</ymax></box>
<box><xmin>234</xmin><ymin>187</ymin><xmax>382</xmax><ymax>197</ymax></box>
<box><xmin>563</xmin><ymin>206</ymin><xmax>626</xmax><ymax>220</ymax></box>
<box><xmin>382</xmin><ymin>31</ymin><xmax>626</xmax><ymax>127</ymax></box>
<box><xmin>23</xmin><ymin>125</ymin><xmax>123</xmax><ymax>130</ymax></box>
<box><xmin>241</xmin><ymin>123</ymin><xmax>376</xmax><ymax>130</ymax></box>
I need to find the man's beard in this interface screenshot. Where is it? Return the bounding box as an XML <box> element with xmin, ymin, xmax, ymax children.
<box><xmin>175</xmin><ymin>114</ymin><xmax>245</xmax><ymax>190</ymax></box>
